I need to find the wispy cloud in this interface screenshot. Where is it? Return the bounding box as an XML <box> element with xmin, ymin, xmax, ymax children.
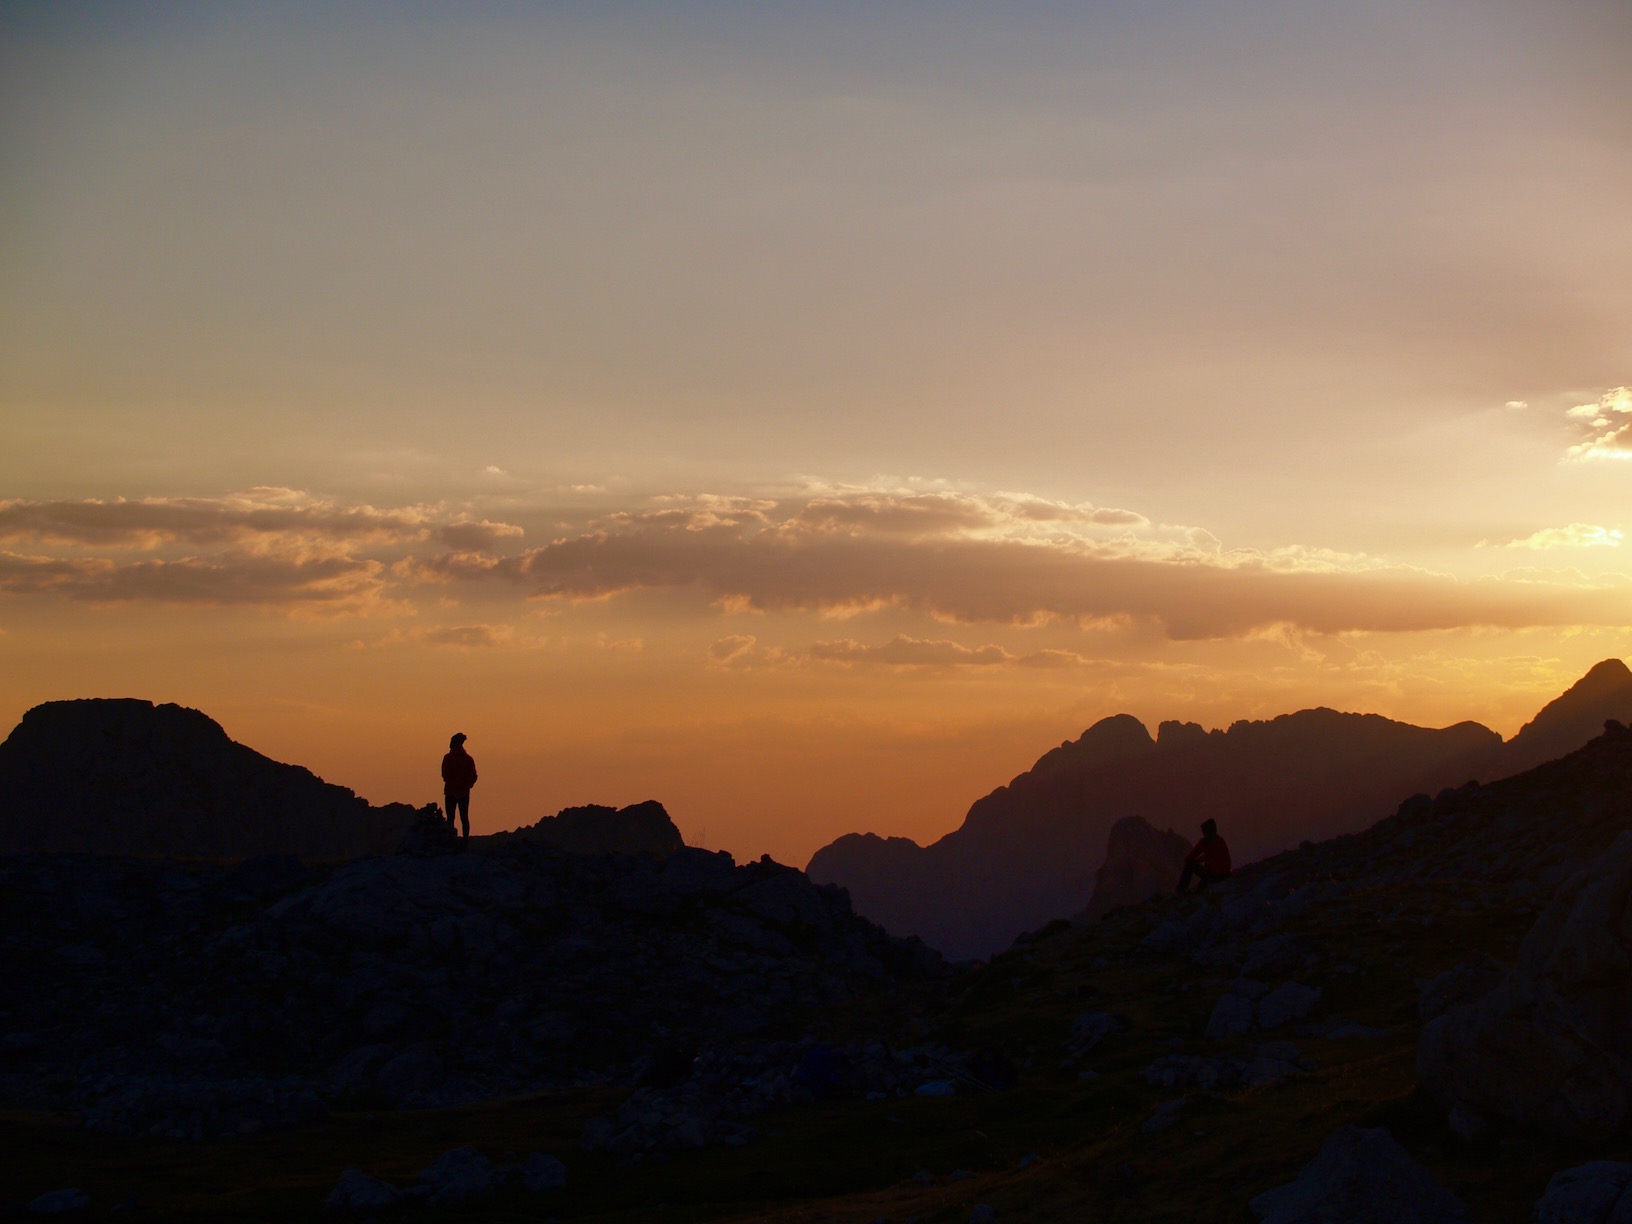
<box><xmin>0</xmin><ymin>549</ymin><xmax>388</xmax><ymax>611</ymax></box>
<box><xmin>419</xmin><ymin>624</ymin><xmax>516</xmax><ymax>648</ymax></box>
<box><xmin>438</xmin><ymin>520</ymin><xmax>525</xmax><ymax>551</ymax></box>
<box><xmin>811</xmin><ymin>635</ymin><xmax>1014</xmax><ymax>666</ymax></box>
<box><xmin>0</xmin><ymin>490</ymin><xmax>435</xmax><ymax>550</ymax></box>
<box><xmin>707</xmin><ymin>634</ymin><xmax>759</xmax><ymax>664</ymax></box>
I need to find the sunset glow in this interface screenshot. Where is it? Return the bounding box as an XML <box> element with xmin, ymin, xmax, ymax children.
<box><xmin>4</xmin><ymin>2</ymin><xmax>1630</xmax><ymax>866</ymax></box>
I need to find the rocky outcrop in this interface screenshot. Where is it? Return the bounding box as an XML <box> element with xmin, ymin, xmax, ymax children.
<box><xmin>1080</xmin><ymin>816</ymin><xmax>1191</xmax><ymax>922</ymax></box>
<box><xmin>0</xmin><ymin>699</ymin><xmax>422</xmax><ymax>860</ymax></box>
<box><xmin>496</xmin><ymin>800</ymin><xmax>684</xmax><ymax>857</ymax></box>
<box><xmin>1417</xmin><ymin>828</ymin><xmax>1632</xmax><ymax>1142</ymax></box>
<box><xmin>1250</xmin><ymin>1126</ymin><xmax>1472</xmax><ymax>1223</ymax></box>
<box><xmin>0</xmin><ymin>840</ymin><xmax>939</xmax><ymax>1142</ymax></box>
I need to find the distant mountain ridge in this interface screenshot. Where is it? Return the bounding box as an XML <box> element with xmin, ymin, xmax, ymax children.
<box><xmin>807</xmin><ymin>659</ymin><xmax>1632</xmax><ymax>960</ymax></box>
<box><xmin>0</xmin><ymin>699</ymin><xmax>427</xmax><ymax>860</ymax></box>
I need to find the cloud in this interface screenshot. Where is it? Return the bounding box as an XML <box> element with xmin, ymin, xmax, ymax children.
<box><xmin>9</xmin><ymin>487</ymin><xmax>1631</xmax><ymax>638</ymax></box>
<box><xmin>411</xmin><ymin>493</ymin><xmax>1632</xmax><ymax>639</ymax></box>
<box><xmin>788</xmin><ymin>491</ymin><xmax>1147</xmax><ymax>537</ymax></box>
<box><xmin>811</xmin><ymin>635</ymin><xmax>1014</xmax><ymax>666</ymax></box>
<box><xmin>0</xmin><ymin>550</ymin><xmax>387</xmax><ymax>610</ymax></box>
<box><xmin>708</xmin><ymin>634</ymin><xmax>758</xmax><ymax>664</ymax></box>
<box><xmin>419</xmin><ymin>624</ymin><xmax>515</xmax><ymax>648</ymax></box>
<box><xmin>0</xmin><ymin>491</ymin><xmax>434</xmax><ymax>550</ymax></box>
<box><xmin>438</xmin><ymin>520</ymin><xmax>525</xmax><ymax>551</ymax></box>
<box><xmin>1505</xmin><ymin>400</ymin><xmax>1528</xmax><ymax>410</ymax></box>
<box><xmin>1566</xmin><ymin>387</ymin><xmax>1632</xmax><ymax>459</ymax></box>
<box><xmin>0</xmin><ymin>492</ymin><xmax>526</xmax><ymax>556</ymax></box>
<box><xmin>1505</xmin><ymin>524</ymin><xmax>1623</xmax><ymax>550</ymax></box>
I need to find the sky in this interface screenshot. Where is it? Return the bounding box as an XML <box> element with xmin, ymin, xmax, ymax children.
<box><xmin>2</xmin><ymin>1</ymin><xmax>1630</xmax><ymax>865</ymax></box>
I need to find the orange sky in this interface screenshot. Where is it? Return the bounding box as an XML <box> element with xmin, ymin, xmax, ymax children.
<box><xmin>2</xmin><ymin>4</ymin><xmax>1631</xmax><ymax>865</ymax></box>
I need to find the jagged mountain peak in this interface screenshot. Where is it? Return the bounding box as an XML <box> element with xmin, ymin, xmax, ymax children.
<box><xmin>1030</xmin><ymin>713</ymin><xmax>1155</xmax><ymax>777</ymax></box>
<box><xmin>1498</xmin><ymin>658</ymin><xmax>1632</xmax><ymax>778</ymax></box>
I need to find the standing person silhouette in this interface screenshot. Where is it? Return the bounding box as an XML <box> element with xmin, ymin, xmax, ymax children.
<box><xmin>441</xmin><ymin>733</ymin><xmax>478</xmax><ymax>841</ymax></box>
<box><xmin>1177</xmin><ymin>818</ymin><xmax>1231</xmax><ymax>893</ymax></box>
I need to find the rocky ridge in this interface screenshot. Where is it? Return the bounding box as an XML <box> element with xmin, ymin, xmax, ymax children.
<box><xmin>0</xmin><ymin>826</ymin><xmax>940</xmax><ymax>1143</ymax></box>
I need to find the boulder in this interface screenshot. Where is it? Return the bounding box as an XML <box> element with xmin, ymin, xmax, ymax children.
<box><xmin>1417</xmin><ymin>830</ymin><xmax>1632</xmax><ymax>1141</ymax></box>
<box><xmin>1257</xmin><ymin>983</ymin><xmax>1321</xmax><ymax>1031</ymax></box>
<box><xmin>1067</xmin><ymin>1011</ymin><xmax>1121</xmax><ymax>1057</ymax></box>
<box><xmin>418</xmin><ymin>1146</ymin><xmax>494</xmax><ymax>1207</ymax></box>
<box><xmin>1206</xmin><ymin>990</ymin><xmax>1259</xmax><ymax>1039</ymax></box>
<box><xmin>25</xmin><ymin>1189</ymin><xmax>91</xmax><ymax>1215</ymax></box>
<box><xmin>520</xmin><ymin>1152</ymin><xmax>567</xmax><ymax>1192</ymax></box>
<box><xmin>1244</xmin><ymin>934</ymin><xmax>1311</xmax><ymax>979</ymax></box>
<box><xmin>1531</xmin><ymin>1161</ymin><xmax>1632</xmax><ymax>1224</ymax></box>
<box><xmin>375</xmin><ymin>1041</ymin><xmax>444</xmax><ymax>1106</ymax></box>
<box><xmin>1250</xmin><ymin>1126</ymin><xmax>1472</xmax><ymax>1223</ymax></box>
<box><xmin>325</xmin><ymin>1169</ymin><xmax>401</xmax><ymax>1210</ymax></box>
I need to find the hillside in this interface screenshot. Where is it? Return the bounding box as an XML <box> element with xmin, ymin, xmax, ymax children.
<box><xmin>10</xmin><ymin>712</ymin><xmax>1632</xmax><ymax>1218</ymax></box>
<box><xmin>807</xmin><ymin>659</ymin><xmax>1632</xmax><ymax>959</ymax></box>
<box><xmin>0</xmin><ymin>699</ymin><xmax>428</xmax><ymax>860</ymax></box>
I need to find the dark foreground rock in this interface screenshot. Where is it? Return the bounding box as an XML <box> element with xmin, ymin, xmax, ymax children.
<box><xmin>1249</xmin><ymin>1126</ymin><xmax>1472</xmax><ymax>1223</ymax></box>
<box><xmin>1531</xmin><ymin>1161</ymin><xmax>1632</xmax><ymax>1224</ymax></box>
<box><xmin>0</xmin><ymin>840</ymin><xmax>939</xmax><ymax>1141</ymax></box>
<box><xmin>1417</xmin><ymin>829</ymin><xmax>1632</xmax><ymax>1141</ymax></box>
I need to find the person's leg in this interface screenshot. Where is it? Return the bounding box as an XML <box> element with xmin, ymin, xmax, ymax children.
<box><xmin>454</xmin><ymin>794</ymin><xmax>470</xmax><ymax>839</ymax></box>
<box><xmin>1177</xmin><ymin>861</ymin><xmax>1197</xmax><ymax>894</ymax></box>
<box><xmin>444</xmin><ymin>791</ymin><xmax>457</xmax><ymax>826</ymax></box>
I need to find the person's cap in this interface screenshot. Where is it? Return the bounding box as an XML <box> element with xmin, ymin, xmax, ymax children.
<box><xmin>450</xmin><ymin>732</ymin><xmax>467</xmax><ymax>745</ymax></box>
<box><xmin>1200</xmin><ymin>818</ymin><xmax>1217</xmax><ymax>835</ymax></box>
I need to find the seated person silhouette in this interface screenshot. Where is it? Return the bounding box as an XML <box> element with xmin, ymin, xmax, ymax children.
<box><xmin>1177</xmin><ymin>818</ymin><xmax>1231</xmax><ymax>893</ymax></box>
<box><xmin>441</xmin><ymin>732</ymin><xmax>478</xmax><ymax>840</ymax></box>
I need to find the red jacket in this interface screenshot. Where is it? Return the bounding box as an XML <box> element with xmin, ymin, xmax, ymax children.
<box><xmin>441</xmin><ymin>747</ymin><xmax>478</xmax><ymax>793</ymax></box>
<box><xmin>1185</xmin><ymin>834</ymin><xmax>1231</xmax><ymax>877</ymax></box>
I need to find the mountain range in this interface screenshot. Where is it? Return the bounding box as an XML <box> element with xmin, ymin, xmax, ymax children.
<box><xmin>806</xmin><ymin>659</ymin><xmax>1632</xmax><ymax>959</ymax></box>
<box><xmin>10</xmin><ymin>676</ymin><xmax>1632</xmax><ymax>1216</ymax></box>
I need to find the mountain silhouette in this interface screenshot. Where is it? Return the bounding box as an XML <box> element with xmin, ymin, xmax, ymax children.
<box><xmin>0</xmin><ymin>699</ymin><xmax>426</xmax><ymax>859</ymax></box>
<box><xmin>807</xmin><ymin>660</ymin><xmax>1632</xmax><ymax>960</ymax></box>
<box><xmin>1491</xmin><ymin>657</ymin><xmax>1632</xmax><ymax>777</ymax></box>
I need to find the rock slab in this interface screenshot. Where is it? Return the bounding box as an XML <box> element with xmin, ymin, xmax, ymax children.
<box><xmin>1418</xmin><ymin>830</ymin><xmax>1632</xmax><ymax>1141</ymax></box>
<box><xmin>1531</xmin><ymin>1161</ymin><xmax>1632</xmax><ymax>1224</ymax></box>
<box><xmin>1250</xmin><ymin>1126</ymin><xmax>1472</xmax><ymax>1224</ymax></box>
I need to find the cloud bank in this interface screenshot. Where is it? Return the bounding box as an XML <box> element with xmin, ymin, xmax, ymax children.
<box><xmin>3</xmin><ymin>488</ymin><xmax>1626</xmax><ymax>639</ymax></box>
<box><xmin>416</xmin><ymin>491</ymin><xmax>1631</xmax><ymax>640</ymax></box>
